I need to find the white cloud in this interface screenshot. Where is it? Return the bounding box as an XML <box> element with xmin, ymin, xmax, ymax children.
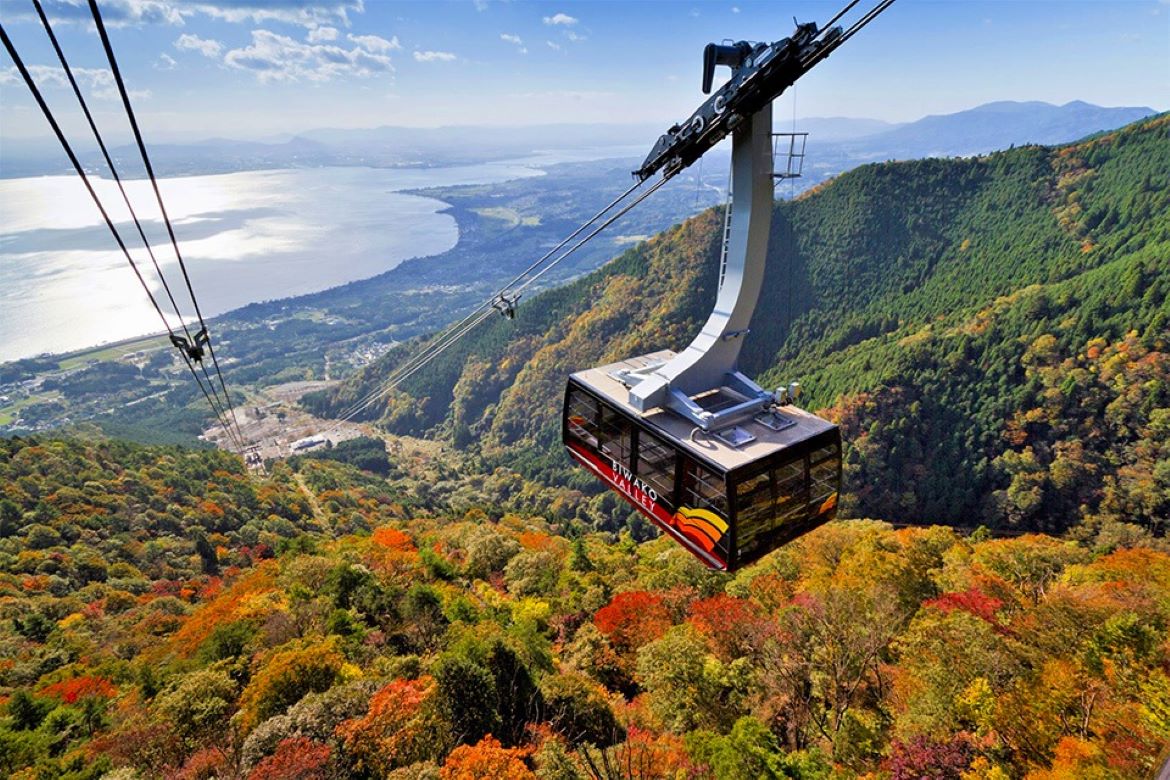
<box><xmin>348</xmin><ymin>34</ymin><xmax>401</xmax><ymax>53</ymax></box>
<box><xmin>543</xmin><ymin>12</ymin><xmax>577</xmax><ymax>26</ymax></box>
<box><xmin>155</xmin><ymin>53</ymin><xmax>177</xmax><ymax>70</ymax></box>
<box><xmin>175</xmin><ymin>33</ymin><xmax>223</xmax><ymax>58</ymax></box>
<box><xmin>181</xmin><ymin>1</ymin><xmax>363</xmax><ymax>27</ymax></box>
<box><xmin>21</xmin><ymin>1</ymin><xmax>363</xmax><ymax>29</ymax></box>
<box><xmin>413</xmin><ymin>50</ymin><xmax>456</xmax><ymax>62</ymax></box>
<box><xmin>77</xmin><ymin>0</ymin><xmax>185</xmax><ymax>26</ymax></box>
<box><xmin>224</xmin><ymin>30</ymin><xmax>395</xmax><ymax>82</ymax></box>
<box><xmin>500</xmin><ymin>33</ymin><xmax>527</xmax><ymax>54</ymax></box>
<box><xmin>473</xmin><ymin>0</ymin><xmax>489</xmax><ymax>10</ymax></box>
<box><xmin>732</xmin><ymin>5</ymin><xmax>740</xmax><ymax>13</ymax></box>
<box><xmin>307</xmin><ymin>25</ymin><xmax>339</xmax><ymax>42</ymax></box>
<box><xmin>0</xmin><ymin>64</ymin><xmax>150</xmax><ymax>100</ymax></box>
<box><xmin>565</xmin><ymin>30</ymin><xmax>586</xmax><ymax>42</ymax></box>
<box><xmin>546</xmin><ymin>40</ymin><xmax>561</xmax><ymax>51</ymax></box>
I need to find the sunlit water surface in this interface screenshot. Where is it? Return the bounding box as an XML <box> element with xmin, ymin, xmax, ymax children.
<box><xmin>0</xmin><ymin>153</ymin><xmax>627</xmax><ymax>362</ymax></box>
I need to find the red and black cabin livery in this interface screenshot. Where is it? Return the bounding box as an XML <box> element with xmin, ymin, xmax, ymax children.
<box><xmin>562</xmin><ymin>353</ymin><xmax>841</xmax><ymax>572</ymax></box>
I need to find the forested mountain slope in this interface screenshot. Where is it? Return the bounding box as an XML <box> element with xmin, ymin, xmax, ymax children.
<box><xmin>2</xmin><ymin>435</ymin><xmax>1168</xmax><ymax>778</ymax></box>
<box><xmin>309</xmin><ymin>113</ymin><xmax>1170</xmax><ymax>535</ymax></box>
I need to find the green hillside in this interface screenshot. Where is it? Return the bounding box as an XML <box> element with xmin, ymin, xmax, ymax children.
<box><xmin>307</xmin><ymin>113</ymin><xmax>1170</xmax><ymax>535</ymax></box>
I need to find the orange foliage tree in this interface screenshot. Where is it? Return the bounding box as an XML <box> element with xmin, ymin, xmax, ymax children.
<box><xmin>238</xmin><ymin>639</ymin><xmax>346</xmax><ymax>732</ymax></box>
<box><xmin>371</xmin><ymin>526</ymin><xmax>416</xmax><ymax>553</ymax></box>
<box><xmin>337</xmin><ymin>676</ymin><xmax>446</xmax><ymax>775</ymax></box>
<box><xmin>439</xmin><ymin>735</ymin><xmax>534</xmax><ymax>780</ymax></box>
<box><xmin>167</xmin><ymin>563</ymin><xmax>278</xmax><ymax>657</ymax></box>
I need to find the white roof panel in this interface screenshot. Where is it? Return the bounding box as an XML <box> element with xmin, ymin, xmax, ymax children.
<box><xmin>570</xmin><ymin>350</ymin><xmax>837</xmax><ymax>473</ymax></box>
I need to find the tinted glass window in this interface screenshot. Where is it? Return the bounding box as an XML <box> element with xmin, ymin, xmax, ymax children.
<box><xmin>735</xmin><ymin>470</ymin><xmax>773</xmax><ymax>558</ymax></box>
<box><xmin>681</xmin><ymin>460</ymin><xmax>727</xmax><ymax>516</ymax></box>
<box><xmin>809</xmin><ymin>444</ymin><xmax>840</xmax><ymax>513</ymax></box>
<box><xmin>636</xmin><ymin>429</ymin><xmax>677</xmax><ymax>506</ymax></box>
<box><xmin>680</xmin><ymin>458</ymin><xmax>730</xmax><ymax>562</ymax></box>
<box><xmin>810</xmin><ymin>442</ymin><xmax>839</xmax><ymax>466</ymax></box>
<box><xmin>566</xmin><ymin>388</ymin><xmax>600</xmax><ymax>448</ymax></box>
<box><xmin>598</xmin><ymin>405</ymin><xmax>633</xmax><ymax>469</ymax></box>
<box><xmin>774</xmin><ymin>456</ymin><xmax>809</xmax><ymax>524</ymax></box>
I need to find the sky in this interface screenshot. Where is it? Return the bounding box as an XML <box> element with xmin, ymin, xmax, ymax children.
<box><xmin>0</xmin><ymin>0</ymin><xmax>1167</xmax><ymax>144</ymax></box>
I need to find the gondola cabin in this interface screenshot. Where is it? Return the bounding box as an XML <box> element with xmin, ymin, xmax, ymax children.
<box><xmin>563</xmin><ymin>350</ymin><xmax>841</xmax><ymax>572</ymax></box>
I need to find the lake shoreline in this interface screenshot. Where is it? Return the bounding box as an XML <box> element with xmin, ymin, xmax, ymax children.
<box><xmin>0</xmin><ymin>150</ymin><xmax>646</xmax><ymax>366</ymax></box>
<box><xmin>0</xmin><ymin>163</ymin><xmax>548</xmax><ymax>363</ymax></box>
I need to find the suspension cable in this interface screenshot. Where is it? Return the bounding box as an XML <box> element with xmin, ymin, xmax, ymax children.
<box><xmin>0</xmin><ymin>20</ymin><xmax>242</xmax><ymax>448</ymax></box>
<box><xmin>329</xmin><ymin>307</ymin><xmax>498</xmax><ymax>429</ymax></box>
<box><xmin>359</xmin><ymin>176</ymin><xmax>667</xmax><ymax>419</ymax></box>
<box><xmin>511</xmin><ymin>175</ymin><xmax>670</xmax><ymax>297</ymax></box>
<box><xmin>803</xmin><ymin>0</ymin><xmax>896</xmax><ymax>69</ymax></box>
<box><xmin>834</xmin><ymin>0</ymin><xmax>897</xmax><ymax>48</ymax></box>
<box><xmin>334</xmin><ymin>308</ymin><xmax>497</xmax><ymax>426</ymax></box>
<box><xmin>383</xmin><ymin>179</ymin><xmax>645</xmax><ymax>389</ymax></box>
<box><xmin>88</xmin><ymin>0</ymin><xmax>245</xmax><ymax>448</ymax></box>
<box><xmin>33</xmin><ymin>0</ymin><xmax>191</xmax><ymax>344</ymax></box>
<box><xmin>816</xmin><ymin>0</ymin><xmax>862</xmax><ymax>41</ymax></box>
<box><xmin>29</xmin><ymin>0</ymin><xmax>242</xmax><ymax>450</ymax></box>
<box><xmin>327</xmin><ymin>175</ymin><xmax>671</xmax><ymax>430</ymax></box>
<box><xmin>325</xmin><ymin>178</ymin><xmax>649</xmax><ymax>426</ymax></box>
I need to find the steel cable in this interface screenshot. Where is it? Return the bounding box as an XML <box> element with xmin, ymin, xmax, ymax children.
<box><xmin>325</xmin><ymin>179</ymin><xmax>651</xmax><ymax>427</ymax></box>
<box><xmin>326</xmin><ymin>175</ymin><xmax>671</xmax><ymax>432</ymax></box>
<box><xmin>88</xmin><ymin>0</ymin><xmax>246</xmax><ymax>449</ymax></box>
<box><xmin>0</xmin><ymin>20</ymin><xmax>242</xmax><ymax>447</ymax></box>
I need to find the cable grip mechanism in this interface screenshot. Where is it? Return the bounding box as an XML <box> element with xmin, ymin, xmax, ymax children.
<box><xmin>171</xmin><ymin>327</ymin><xmax>210</xmax><ymax>362</ymax></box>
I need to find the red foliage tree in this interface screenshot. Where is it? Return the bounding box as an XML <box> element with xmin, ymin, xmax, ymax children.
<box><xmin>925</xmin><ymin>587</ymin><xmax>1005</xmax><ymax>629</ymax></box>
<box><xmin>248</xmin><ymin>737</ymin><xmax>331</xmax><ymax>780</ymax></box>
<box><xmin>594</xmin><ymin>591</ymin><xmax>672</xmax><ymax>653</ymax></box>
<box><xmin>40</xmin><ymin>675</ymin><xmax>117</xmax><ymax>704</ymax></box>
<box><xmin>175</xmin><ymin>747</ymin><xmax>231</xmax><ymax>780</ymax></box>
<box><xmin>688</xmin><ymin>594</ymin><xmax>770</xmax><ymax>660</ymax></box>
<box><xmin>886</xmin><ymin>734</ymin><xmax>973</xmax><ymax>780</ymax></box>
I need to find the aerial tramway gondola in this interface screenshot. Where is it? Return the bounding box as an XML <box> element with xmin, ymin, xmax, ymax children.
<box><xmin>559</xmin><ymin>12</ymin><xmax>877</xmax><ymax>571</ymax></box>
<box><xmin>564</xmin><ymin>358</ymin><xmax>841</xmax><ymax>571</ymax></box>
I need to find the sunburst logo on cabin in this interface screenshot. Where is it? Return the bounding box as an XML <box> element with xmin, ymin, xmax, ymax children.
<box><xmin>670</xmin><ymin>506</ymin><xmax>728</xmax><ymax>553</ymax></box>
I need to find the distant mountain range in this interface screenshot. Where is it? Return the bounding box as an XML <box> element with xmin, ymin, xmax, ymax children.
<box><xmin>0</xmin><ymin>100</ymin><xmax>1156</xmax><ymax>179</ymax></box>
<box><xmin>821</xmin><ymin>100</ymin><xmax>1158</xmax><ymax>160</ymax></box>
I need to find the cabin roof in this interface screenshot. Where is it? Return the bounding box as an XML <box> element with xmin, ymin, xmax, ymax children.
<box><xmin>570</xmin><ymin>350</ymin><xmax>837</xmax><ymax>474</ymax></box>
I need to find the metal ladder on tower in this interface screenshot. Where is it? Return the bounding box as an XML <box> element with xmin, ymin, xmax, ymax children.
<box><xmin>717</xmin><ymin>164</ymin><xmax>734</xmax><ymax>292</ymax></box>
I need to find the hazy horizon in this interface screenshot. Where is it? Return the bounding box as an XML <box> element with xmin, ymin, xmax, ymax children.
<box><xmin>2</xmin><ymin>1</ymin><xmax>1166</xmax><ymax>145</ymax></box>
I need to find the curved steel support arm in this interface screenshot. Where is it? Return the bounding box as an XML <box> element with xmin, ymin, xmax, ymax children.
<box><xmin>629</xmin><ymin>104</ymin><xmax>774</xmax><ymax>416</ymax></box>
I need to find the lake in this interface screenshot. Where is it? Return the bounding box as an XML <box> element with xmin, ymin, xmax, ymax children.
<box><xmin>0</xmin><ymin>151</ymin><xmax>637</xmax><ymax>363</ymax></box>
